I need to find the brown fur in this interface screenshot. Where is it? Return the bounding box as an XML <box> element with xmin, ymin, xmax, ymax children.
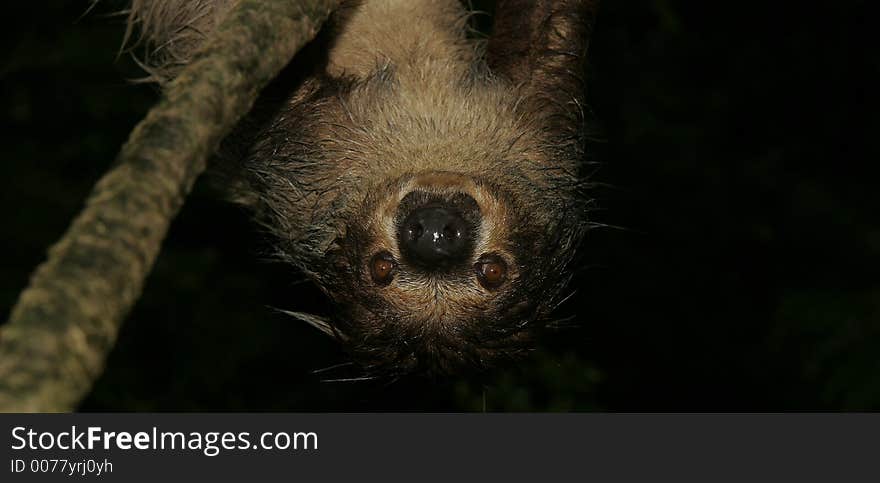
<box><xmin>124</xmin><ymin>0</ymin><xmax>598</xmax><ymax>376</ymax></box>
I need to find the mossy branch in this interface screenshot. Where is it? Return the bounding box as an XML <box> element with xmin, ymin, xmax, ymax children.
<box><xmin>0</xmin><ymin>0</ymin><xmax>341</xmax><ymax>412</ymax></box>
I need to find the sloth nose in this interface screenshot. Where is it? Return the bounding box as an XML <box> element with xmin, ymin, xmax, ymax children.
<box><xmin>399</xmin><ymin>206</ymin><xmax>473</xmax><ymax>270</ymax></box>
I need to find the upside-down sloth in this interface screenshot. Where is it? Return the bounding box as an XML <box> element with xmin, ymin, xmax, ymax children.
<box><xmin>125</xmin><ymin>0</ymin><xmax>597</xmax><ymax>376</ymax></box>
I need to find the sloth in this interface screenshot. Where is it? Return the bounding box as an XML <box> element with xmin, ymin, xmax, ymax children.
<box><xmin>125</xmin><ymin>0</ymin><xmax>597</xmax><ymax>376</ymax></box>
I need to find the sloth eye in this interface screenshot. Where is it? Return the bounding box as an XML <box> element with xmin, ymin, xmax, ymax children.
<box><xmin>475</xmin><ymin>255</ymin><xmax>507</xmax><ymax>289</ymax></box>
<box><xmin>370</xmin><ymin>252</ymin><xmax>397</xmax><ymax>285</ymax></box>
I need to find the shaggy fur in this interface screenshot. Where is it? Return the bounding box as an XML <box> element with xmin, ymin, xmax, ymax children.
<box><xmin>124</xmin><ymin>0</ymin><xmax>598</xmax><ymax>376</ymax></box>
<box><xmin>122</xmin><ymin>0</ymin><xmax>237</xmax><ymax>82</ymax></box>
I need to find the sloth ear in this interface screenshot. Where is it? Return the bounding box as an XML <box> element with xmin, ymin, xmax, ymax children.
<box><xmin>486</xmin><ymin>0</ymin><xmax>598</xmax><ymax>104</ymax></box>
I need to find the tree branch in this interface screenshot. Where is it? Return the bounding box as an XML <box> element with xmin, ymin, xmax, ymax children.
<box><xmin>0</xmin><ymin>0</ymin><xmax>341</xmax><ymax>412</ymax></box>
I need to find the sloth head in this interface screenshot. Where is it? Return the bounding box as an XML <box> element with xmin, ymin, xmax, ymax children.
<box><xmin>234</xmin><ymin>1</ymin><xmax>597</xmax><ymax>376</ymax></box>
<box><xmin>315</xmin><ymin>168</ymin><xmax>585</xmax><ymax>375</ymax></box>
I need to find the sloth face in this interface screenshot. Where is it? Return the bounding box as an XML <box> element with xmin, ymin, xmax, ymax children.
<box><xmin>318</xmin><ymin>170</ymin><xmax>584</xmax><ymax>376</ymax></box>
<box><xmin>243</xmin><ymin>77</ymin><xmax>588</xmax><ymax>376</ymax></box>
<box><xmin>240</xmin><ymin>63</ymin><xmax>590</xmax><ymax>376</ymax></box>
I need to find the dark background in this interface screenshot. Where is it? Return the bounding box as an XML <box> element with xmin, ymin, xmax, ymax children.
<box><xmin>1</xmin><ymin>1</ymin><xmax>877</xmax><ymax>410</ymax></box>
